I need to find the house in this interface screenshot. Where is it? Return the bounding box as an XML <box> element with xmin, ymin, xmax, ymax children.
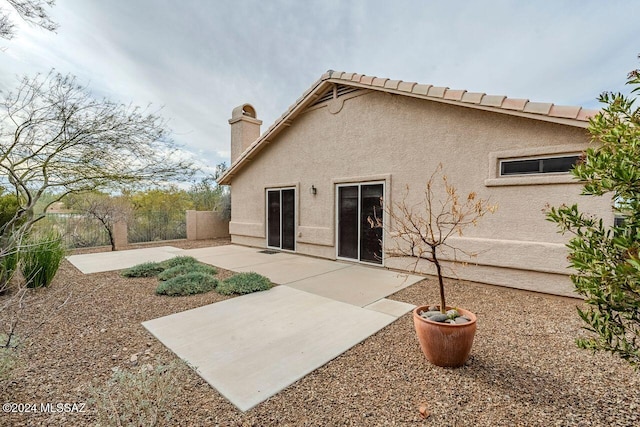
<box><xmin>218</xmin><ymin>71</ymin><xmax>610</xmax><ymax>297</ymax></box>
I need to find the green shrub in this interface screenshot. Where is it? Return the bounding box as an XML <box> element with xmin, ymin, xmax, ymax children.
<box><xmin>217</xmin><ymin>272</ymin><xmax>272</xmax><ymax>295</ymax></box>
<box><xmin>0</xmin><ymin>346</ymin><xmax>20</xmax><ymax>381</ymax></box>
<box><xmin>161</xmin><ymin>256</ymin><xmax>199</xmax><ymax>269</ymax></box>
<box><xmin>158</xmin><ymin>263</ymin><xmax>217</xmax><ymax>281</ymax></box>
<box><xmin>155</xmin><ymin>272</ymin><xmax>219</xmax><ymax>296</ymax></box>
<box><xmin>0</xmin><ymin>249</ymin><xmax>19</xmax><ymax>291</ymax></box>
<box><xmin>89</xmin><ymin>360</ymin><xmax>183</xmax><ymax>426</ymax></box>
<box><xmin>121</xmin><ymin>262</ymin><xmax>166</xmax><ymax>278</ymax></box>
<box><xmin>20</xmin><ymin>230</ymin><xmax>66</xmax><ymax>288</ymax></box>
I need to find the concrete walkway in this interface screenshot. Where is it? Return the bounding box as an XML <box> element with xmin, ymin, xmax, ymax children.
<box><xmin>67</xmin><ymin>244</ymin><xmax>422</xmax><ymax>411</ymax></box>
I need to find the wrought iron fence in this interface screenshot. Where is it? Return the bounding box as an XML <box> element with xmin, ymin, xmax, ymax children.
<box><xmin>39</xmin><ymin>213</ymin><xmax>110</xmax><ymax>248</ymax></box>
<box><xmin>127</xmin><ymin>211</ymin><xmax>186</xmax><ymax>243</ymax></box>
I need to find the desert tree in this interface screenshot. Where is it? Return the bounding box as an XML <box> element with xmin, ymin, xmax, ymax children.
<box><xmin>66</xmin><ymin>192</ymin><xmax>134</xmax><ymax>251</ymax></box>
<box><xmin>546</xmin><ymin>63</ymin><xmax>640</xmax><ymax>368</ymax></box>
<box><xmin>0</xmin><ymin>71</ymin><xmax>195</xmax><ymax>252</ymax></box>
<box><xmin>386</xmin><ymin>164</ymin><xmax>497</xmax><ymax>313</ymax></box>
<box><xmin>0</xmin><ymin>0</ymin><xmax>57</xmax><ymax>40</ymax></box>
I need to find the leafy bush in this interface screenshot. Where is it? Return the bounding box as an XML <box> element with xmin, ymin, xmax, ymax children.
<box><xmin>155</xmin><ymin>272</ymin><xmax>219</xmax><ymax>296</ymax></box>
<box><xmin>160</xmin><ymin>256</ymin><xmax>199</xmax><ymax>269</ymax></box>
<box><xmin>89</xmin><ymin>360</ymin><xmax>183</xmax><ymax>426</ymax></box>
<box><xmin>546</xmin><ymin>65</ymin><xmax>640</xmax><ymax>368</ymax></box>
<box><xmin>158</xmin><ymin>263</ymin><xmax>217</xmax><ymax>281</ymax></box>
<box><xmin>121</xmin><ymin>262</ymin><xmax>166</xmax><ymax>278</ymax></box>
<box><xmin>20</xmin><ymin>230</ymin><xmax>66</xmax><ymax>288</ymax></box>
<box><xmin>217</xmin><ymin>272</ymin><xmax>272</xmax><ymax>295</ymax></box>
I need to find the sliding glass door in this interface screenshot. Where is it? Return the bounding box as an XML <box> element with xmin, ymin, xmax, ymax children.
<box><xmin>266</xmin><ymin>188</ymin><xmax>295</xmax><ymax>251</ymax></box>
<box><xmin>337</xmin><ymin>182</ymin><xmax>383</xmax><ymax>264</ymax></box>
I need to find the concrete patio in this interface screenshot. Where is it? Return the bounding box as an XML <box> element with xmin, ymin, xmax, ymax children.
<box><xmin>68</xmin><ymin>244</ymin><xmax>422</xmax><ymax>411</ymax></box>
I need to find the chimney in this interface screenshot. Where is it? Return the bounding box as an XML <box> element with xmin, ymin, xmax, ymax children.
<box><xmin>229</xmin><ymin>103</ymin><xmax>261</xmax><ymax>164</ymax></box>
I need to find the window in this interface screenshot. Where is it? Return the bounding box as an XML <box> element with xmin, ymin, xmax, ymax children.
<box><xmin>500</xmin><ymin>155</ymin><xmax>580</xmax><ymax>176</ymax></box>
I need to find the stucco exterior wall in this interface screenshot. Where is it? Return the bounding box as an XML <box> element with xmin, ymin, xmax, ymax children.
<box><xmin>227</xmin><ymin>91</ymin><xmax>610</xmax><ymax>296</ymax></box>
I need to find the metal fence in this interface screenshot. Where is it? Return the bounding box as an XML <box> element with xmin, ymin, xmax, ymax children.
<box><xmin>40</xmin><ymin>213</ymin><xmax>111</xmax><ymax>248</ymax></box>
<box><xmin>127</xmin><ymin>211</ymin><xmax>186</xmax><ymax>243</ymax></box>
<box><xmin>39</xmin><ymin>211</ymin><xmax>187</xmax><ymax>248</ymax></box>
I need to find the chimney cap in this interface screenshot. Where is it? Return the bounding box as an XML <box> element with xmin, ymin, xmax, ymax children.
<box><xmin>231</xmin><ymin>103</ymin><xmax>257</xmax><ymax>120</ymax></box>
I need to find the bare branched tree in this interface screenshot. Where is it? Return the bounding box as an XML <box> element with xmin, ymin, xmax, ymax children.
<box><xmin>386</xmin><ymin>164</ymin><xmax>497</xmax><ymax>313</ymax></box>
<box><xmin>0</xmin><ymin>0</ymin><xmax>57</xmax><ymax>40</ymax></box>
<box><xmin>0</xmin><ymin>71</ymin><xmax>196</xmax><ymax>256</ymax></box>
<box><xmin>67</xmin><ymin>193</ymin><xmax>134</xmax><ymax>251</ymax></box>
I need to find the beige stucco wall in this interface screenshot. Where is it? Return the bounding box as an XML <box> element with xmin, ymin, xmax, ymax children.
<box><xmin>227</xmin><ymin>91</ymin><xmax>611</xmax><ymax>296</ymax></box>
<box><xmin>186</xmin><ymin>210</ymin><xmax>230</xmax><ymax>240</ymax></box>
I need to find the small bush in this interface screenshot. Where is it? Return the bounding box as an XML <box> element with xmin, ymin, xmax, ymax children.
<box><xmin>20</xmin><ymin>230</ymin><xmax>66</xmax><ymax>288</ymax></box>
<box><xmin>0</xmin><ymin>346</ymin><xmax>20</xmax><ymax>381</ymax></box>
<box><xmin>217</xmin><ymin>272</ymin><xmax>272</xmax><ymax>295</ymax></box>
<box><xmin>89</xmin><ymin>360</ymin><xmax>183</xmax><ymax>426</ymax></box>
<box><xmin>161</xmin><ymin>256</ymin><xmax>199</xmax><ymax>269</ymax></box>
<box><xmin>0</xmin><ymin>249</ymin><xmax>19</xmax><ymax>291</ymax></box>
<box><xmin>155</xmin><ymin>272</ymin><xmax>219</xmax><ymax>296</ymax></box>
<box><xmin>158</xmin><ymin>263</ymin><xmax>217</xmax><ymax>281</ymax></box>
<box><xmin>121</xmin><ymin>262</ymin><xmax>165</xmax><ymax>278</ymax></box>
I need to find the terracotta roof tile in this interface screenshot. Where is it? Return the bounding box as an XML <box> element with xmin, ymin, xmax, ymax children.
<box><xmin>523</xmin><ymin>101</ymin><xmax>553</xmax><ymax>115</ymax></box>
<box><xmin>372</xmin><ymin>77</ymin><xmax>389</xmax><ymax>87</ymax></box>
<box><xmin>384</xmin><ymin>79</ymin><xmax>402</xmax><ymax>89</ymax></box>
<box><xmin>576</xmin><ymin>108</ymin><xmax>598</xmax><ymax>121</ymax></box>
<box><xmin>321</xmin><ymin>71</ymin><xmax>332</xmax><ymax>80</ymax></box>
<box><xmin>444</xmin><ymin>89</ymin><xmax>467</xmax><ymax>101</ymax></box>
<box><xmin>351</xmin><ymin>73</ymin><xmax>364</xmax><ymax>82</ymax></box>
<box><xmin>397</xmin><ymin>81</ymin><xmax>417</xmax><ymax>92</ymax></box>
<box><xmin>461</xmin><ymin>92</ymin><xmax>485</xmax><ymax>104</ymax></box>
<box><xmin>341</xmin><ymin>72</ymin><xmax>356</xmax><ymax>81</ymax></box>
<box><xmin>501</xmin><ymin>98</ymin><xmax>529</xmax><ymax>111</ymax></box>
<box><xmin>427</xmin><ymin>86</ymin><xmax>448</xmax><ymax>98</ymax></box>
<box><xmin>412</xmin><ymin>84</ymin><xmax>432</xmax><ymax>95</ymax></box>
<box><xmin>549</xmin><ymin>105</ymin><xmax>581</xmax><ymax>119</ymax></box>
<box><xmin>480</xmin><ymin>95</ymin><xmax>506</xmax><ymax>108</ymax></box>
<box><xmin>360</xmin><ymin>75</ymin><xmax>375</xmax><ymax>85</ymax></box>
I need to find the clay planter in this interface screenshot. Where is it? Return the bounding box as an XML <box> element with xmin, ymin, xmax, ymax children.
<box><xmin>412</xmin><ymin>305</ymin><xmax>477</xmax><ymax>368</ymax></box>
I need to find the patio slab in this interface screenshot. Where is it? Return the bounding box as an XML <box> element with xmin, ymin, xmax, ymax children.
<box><xmin>286</xmin><ymin>264</ymin><xmax>422</xmax><ymax>307</ymax></box>
<box><xmin>66</xmin><ymin>246</ymin><xmax>186</xmax><ymax>274</ymax></box>
<box><xmin>142</xmin><ymin>286</ymin><xmax>398</xmax><ymax>412</ymax></box>
<box><xmin>234</xmin><ymin>255</ymin><xmax>351</xmax><ymax>284</ymax></box>
<box><xmin>183</xmin><ymin>245</ymin><xmax>299</xmax><ymax>270</ymax></box>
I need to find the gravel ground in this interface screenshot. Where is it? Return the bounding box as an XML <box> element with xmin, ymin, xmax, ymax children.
<box><xmin>1</xmin><ymin>239</ymin><xmax>639</xmax><ymax>426</ymax></box>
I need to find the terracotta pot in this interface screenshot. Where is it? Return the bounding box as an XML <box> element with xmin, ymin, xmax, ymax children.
<box><xmin>412</xmin><ymin>305</ymin><xmax>477</xmax><ymax>368</ymax></box>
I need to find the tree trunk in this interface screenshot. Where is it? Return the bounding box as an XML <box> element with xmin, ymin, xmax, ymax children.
<box><xmin>432</xmin><ymin>246</ymin><xmax>446</xmax><ymax>313</ymax></box>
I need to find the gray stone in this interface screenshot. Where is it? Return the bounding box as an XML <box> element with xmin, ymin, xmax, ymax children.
<box><xmin>428</xmin><ymin>305</ymin><xmax>439</xmax><ymax>311</ymax></box>
<box><xmin>454</xmin><ymin>317</ymin><xmax>470</xmax><ymax>324</ymax></box>
<box><xmin>460</xmin><ymin>316</ymin><xmax>471</xmax><ymax>322</ymax></box>
<box><xmin>429</xmin><ymin>314</ymin><xmax>449</xmax><ymax>323</ymax></box>
<box><xmin>424</xmin><ymin>311</ymin><xmax>442</xmax><ymax>318</ymax></box>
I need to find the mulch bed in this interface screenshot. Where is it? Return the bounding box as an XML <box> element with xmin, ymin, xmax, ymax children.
<box><xmin>1</xmin><ymin>239</ymin><xmax>638</xmax><ymax>426</ymax></box>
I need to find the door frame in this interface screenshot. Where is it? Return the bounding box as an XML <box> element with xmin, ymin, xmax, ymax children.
<box><xmin>265</xmin><ymin>187</ymin><xmax>296</xmax><ymax>252</ymax></box>
<box><xmin>335</xmin><ymin>181</ymin><xmax>385</xmax><ymax>266</ymax></box>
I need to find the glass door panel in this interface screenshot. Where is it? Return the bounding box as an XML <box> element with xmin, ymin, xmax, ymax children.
<box><xmin>338</xmin><ymin>186</ymin><xmax>358</xmax><ymax>259</ymax></box>
<box><xmin>267</xmin><ymin>190</ymin><xmax>280</xmax><ymax>247</ymax></box>
<box><xmin>360</xmin><ymin>184</ymin><xmax>383</xmax><ymax>264</ymax></box>
<box><xmin>281</xmin><ymin>189</ymin><xmax>295</xmax><ymax>250</ymax></box>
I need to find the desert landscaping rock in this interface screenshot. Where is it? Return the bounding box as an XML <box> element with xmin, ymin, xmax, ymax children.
<box><xmin>1</xmin><ymin>238</ymin><xmax>639</xmax><ymax>426</ymax></box>
<box><xmin>454</xmin><ymin>316</ymin><xmax>470</xmax><ymax>324</ymax></box>
<box><xmin>429</xmin><ymin>313</ymin><xmax>450</xmax><ymax>323</ymax></box>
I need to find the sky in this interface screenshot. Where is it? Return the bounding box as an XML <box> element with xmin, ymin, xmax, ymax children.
<box><xmin>1</xmin><ymin>0</ymin><xmax>639</xmax><ymax>178</ymax></box>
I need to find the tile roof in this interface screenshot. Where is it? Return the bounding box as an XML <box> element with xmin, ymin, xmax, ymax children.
<box><xmin>219</xmin><ymin>70</ymin><xmax>598</xmax><ymax>184</ymax></box>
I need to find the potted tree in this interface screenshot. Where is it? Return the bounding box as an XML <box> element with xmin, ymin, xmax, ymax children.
<box><xmin>386</xmin><ymin>164</ymin><xmax>497</xmax><ymax>367</ymax></box>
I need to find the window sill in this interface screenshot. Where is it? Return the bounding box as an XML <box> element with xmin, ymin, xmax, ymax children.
<box><xmin>484</xmin><ymin>174</ymin><xmax>578</xmax><ymax>187</ymax></box>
